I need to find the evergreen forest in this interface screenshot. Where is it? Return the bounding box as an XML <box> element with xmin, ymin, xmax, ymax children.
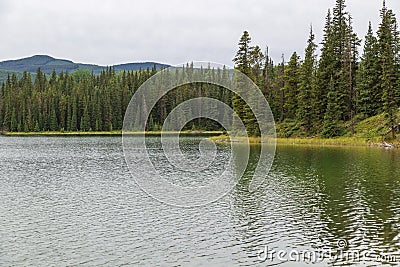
<box><xmin>1</xmin><ymin>0</ymin><xmax>399</xmax><ymax>139</ymax></box>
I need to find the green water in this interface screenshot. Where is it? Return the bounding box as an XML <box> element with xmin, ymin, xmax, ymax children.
<box><xmin>0</xmin><ymin>137</ymin><xmax>399</xmax><ymax>266</ymax></box>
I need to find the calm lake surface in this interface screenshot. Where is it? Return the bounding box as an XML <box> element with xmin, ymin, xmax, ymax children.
<box><xmin>0</xmin><ymin>136</ymin><xmax>399</xmax><ymax>266</ymax></box>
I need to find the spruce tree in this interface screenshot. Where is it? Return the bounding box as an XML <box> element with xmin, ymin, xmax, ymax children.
<box><xmin>282</xmin><ymin>52</ymin><xmax>300</xmax><ymax>120</ymax></box>
<box><xmin>297</xmin><ymin>27</ymin><xmax>317</xmax><ymax>135</ymax></box>
<box><xmin>357</xmin><ymin>22</ymin><xmax>381</xmax><ymax>118</ymax></box>
<box><xmin>317</xmin><ymin>0</ymin><xmax>359</xmax><ymax>125</ymax></box>
<box><xmin>342</xmin><ymin>14</ymin><xmax>360</xmax><ymax>132</ymax></box>
<box><xmin>249</xmin><ymin>45</ymin><xmax>265</xmax><ymax>84</ymax></box>
<box><xmin>233</xmin><ymin>31</ymin><xmax>252</xmax><ymax>76</ymax></box>
<box><xmin>232</xmin><ymin>31</ymin><xmax>259</xmax><ymax>136</ymax></box>
<box><xmin>378</xmin><ymin>1</ymin><xmax>399</xmax><ymax>138</ymax></box>
<box><xmin>332</xmin><ymin>0</ymin><xmax>359</xmax><ymax>121</ymax></box>
<box><xmin>81</xmin><ymin>105</ymin><xmax>91</xmax><ymax>132</ymax></box>
<box><xmin>71</xmin><ymin>97</ymin><xmax>78</xmax><ymax>131</ymax></box>
<box><xmin>381</xmin><ymin>41</ymin><xmax>398</xmax><ymax>139</ymax></box>
<box><xmin>315</xmin><ymin>9</ymin><xmax>334</xmax><ymax>123</ymax></box>
<box><xmin>34</xmin><ymin>121</ymin><xmax>40</xmax><ymax>132</ymax></box>
<box><xmin>10</xmin><ymin>108</ymin><xmax>17</xmax><ymax>132</ymax></box>
<box><xmin>322</xmin><ymin>77</ymin><xmax>343</xmax><ymax>137</ymax></box>
<box><xmin>49</xmin><ymin>106</ymin><xmax>58</xmax><ymax>131</ymax></box>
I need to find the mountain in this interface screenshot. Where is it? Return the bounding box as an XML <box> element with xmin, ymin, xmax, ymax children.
<box><xmin>0</xmin><ymin>55</ymin><xmax>170</xmax><ymax>82</ymax></box>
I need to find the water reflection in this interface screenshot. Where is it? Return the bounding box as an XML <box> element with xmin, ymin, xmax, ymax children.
<box><xmin>230</xmin><ymin>145</ymin><xmax>400</xmax><ymax>266</ymax></box>
<box><xmin>0</xmin><ymin>137</ymin><xmax>399</xmax><ymax>266</ymax></box>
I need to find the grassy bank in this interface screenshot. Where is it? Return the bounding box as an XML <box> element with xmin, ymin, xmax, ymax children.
<box><xmin>210</xmin><ymin>135</ymin><xmax>400</xmax><ymax>148</ymax></box>
<box><xmin>3</xmin><ymin>131</ymin><xmax>399</xmax><ymax>148</ymax></box>
<box><xmin>274</xmin><ymin>137</ymin><xmax>388</xmax><ymax>147</ymax></box>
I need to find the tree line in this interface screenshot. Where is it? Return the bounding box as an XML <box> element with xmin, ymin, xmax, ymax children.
<box><xmin>0</xmin><ymin>0</ymin><xmax>399</xmax><ymax>138</ymax></box>
<box><xmin>0</xmin><ymin>65</ymin><xmax>233</xmax><ymax>133</ymax></box>
<box><xmin>232</xmin><ymin>0</ymin><xmax>400</xmax><ymax>138</ymax></box>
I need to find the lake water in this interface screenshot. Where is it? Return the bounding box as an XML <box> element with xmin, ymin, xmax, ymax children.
<box><xmin>0</xmin><ymin>137</ymin><xmax>399</xmax><ymax>266</ymax></box>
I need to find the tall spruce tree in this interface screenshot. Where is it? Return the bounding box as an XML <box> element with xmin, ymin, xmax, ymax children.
<box><xmin>70</xmin><ymin>97</ymin><xmax>78</xmax><ymax>131</ymax></box>
<box><xmin>233</xmin><ymin>31</ymin><xmax>252</xmax><ymax>76</ymax></box>
<box><xmin>49</xmin><ymin>106</ymin><xmax>58</xmax><ymax>131</ymax></box>
<box><xmin>232</xmin><ymin>31</ymin><xmax>259</xmax><ymax>136</ymax></box>
<box><xmin>331</xmin><ymin>0</ymin><xmax>359</xmax><ymax>121</ymax></box>
<box><xmin>378</xmin><ymin>1</ymin><xmax>400</xmax><ymax>138</ymax></box>
<box><xmin>357</xmin><ymin>22</ymin><xmax>381</xmax><ymax>118</ymax></box>
<box><xmin>277</xmin><ymin>55</ymin><xmax>286</xmax><ymax>122</ymax></box>
<box><xmin>297</xmin><ymin>27</ymin><xmax>317</xmax><ymax>135</ymax></box>
<box><xmin>81</xmin><ymin>105</ymin><xmax>91</xmax><ymax>131</ymax></box>
<box><xmin>315</xmin><ymin>9</ymin><xmax>334</xmax><ymax>123</ymax></box>
<box><xmin>381</xmin><ymin>42</ymin><xmax>398</xmax><ymax>138</ymax></box>
<box><xmin>318</xmin><ymin>0</ymin><xmax>359</xmax><ymax>133</ymax></box>
<box><xmin>342</xmin><ymin>14</ymin><xmax>360</xmax><ymax>133</ymax></box>
<box><xmin>282</xmin><ymin>52</ymin><xmax>300</xmax><ymax>120</ymax></box>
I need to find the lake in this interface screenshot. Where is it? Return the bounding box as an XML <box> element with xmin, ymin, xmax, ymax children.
<box><xmin>0</xmin><ymin>136</ymin><xmax>399</xmax><ymax>266</ymax></box>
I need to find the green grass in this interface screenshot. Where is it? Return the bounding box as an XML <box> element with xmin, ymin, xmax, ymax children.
<box><xmin>354</xmin><ymin>109</ymin><xmax>400</xmax><ymax>138</ymax></box>
<box><xmin>210</xmin><ymin>135</ymin><xmax>267</xmax><ymax>144</ymax></box>
<box><xmin>210</xmin><ymin>134</ymin><xmax>400</xmax><ymax>147</ymax></box>
<box><xmin>273</xmin><ymin>108</ymin><xmax>400</xmax><ymax>140</ymax></box>
<box><xmin>4</xmin><ymin>130</ymin><xmax>398</xmax><ymax>147</ymax></box>
<box><xmin>275</xmin><ymin>137</ymin><xmax>384</xmax><ymax>147</ymax></box>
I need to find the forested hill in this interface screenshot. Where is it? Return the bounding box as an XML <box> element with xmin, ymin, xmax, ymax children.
<box><xmin>0</xmin><ymin>55</ymin><xmax>169</xmax><ymax>83</ymax></box>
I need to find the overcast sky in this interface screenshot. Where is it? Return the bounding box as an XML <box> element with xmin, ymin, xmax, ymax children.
<box><xmin>0</xmin><ymin>0</ymin><xmax>399</xmax><ymax>66</ymax></box>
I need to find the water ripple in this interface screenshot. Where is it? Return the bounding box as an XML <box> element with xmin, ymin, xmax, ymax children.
<box><xmin>0</xmin><ymin>138</ymin><xmax>399</xmax><ymax>266</ymax></box>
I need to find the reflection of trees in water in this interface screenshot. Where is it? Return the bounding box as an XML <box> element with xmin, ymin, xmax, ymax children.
<box><xmin>229</xmin><ymin>146</ymin><xmax>400</xmax><ymax>265</ymax></box>
<box><xmin>229</xmin><ymin>144</ymin><xmax>264</xmax><ymax>263</ymax></box>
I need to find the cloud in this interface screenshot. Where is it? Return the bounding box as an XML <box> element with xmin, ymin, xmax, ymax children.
<box><xmin>0</xmin><ymin>0</ymin><xmax>399</xmax><ymax>66</ymax></box>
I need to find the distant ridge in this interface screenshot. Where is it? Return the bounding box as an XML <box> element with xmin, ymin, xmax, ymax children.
<box><xmin>0</xmin><ymin>55</ymin><xmax>170</xmax><ymax>82</ymax></box>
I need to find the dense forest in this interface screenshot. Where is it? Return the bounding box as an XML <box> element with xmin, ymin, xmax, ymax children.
<box><xmin>232</xmin><ymin>0</ymin><xmax>400</xmax><ymax>138</ymax></box>
<box><xmin>0</xmin><ymin>65</ymin><xmax>233</xmax><ymax>133</ymax></box>
<box><xmin>0</xmin><ymin>0</ymin><xmax>399</xmax><ymax>138</ymax></box>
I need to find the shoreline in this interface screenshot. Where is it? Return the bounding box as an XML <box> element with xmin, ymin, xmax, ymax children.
<box><xmin>1</xmin><ymin>131</ymin><xmax>223</xmax><ymax>137</ymax></box>
<box><xmin>2</xmin><ymin>131</ymin><xmax>399</xmax><ymax>148</ymax></box>
<box><xmin>2</xmin><ymin>131</ymin><xmax>123</xmax><ymax>136</ymax></box>
<box><xmin>210</xmin><ymin>135</ymin><xmax>400</xmax><ymax>148</ymax></box>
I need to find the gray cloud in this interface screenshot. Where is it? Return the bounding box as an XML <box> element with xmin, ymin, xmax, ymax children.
<box><xmin>0</xmin><ymin>0</ymin><xmax>399</xmax><ymax>66</ymax></box>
